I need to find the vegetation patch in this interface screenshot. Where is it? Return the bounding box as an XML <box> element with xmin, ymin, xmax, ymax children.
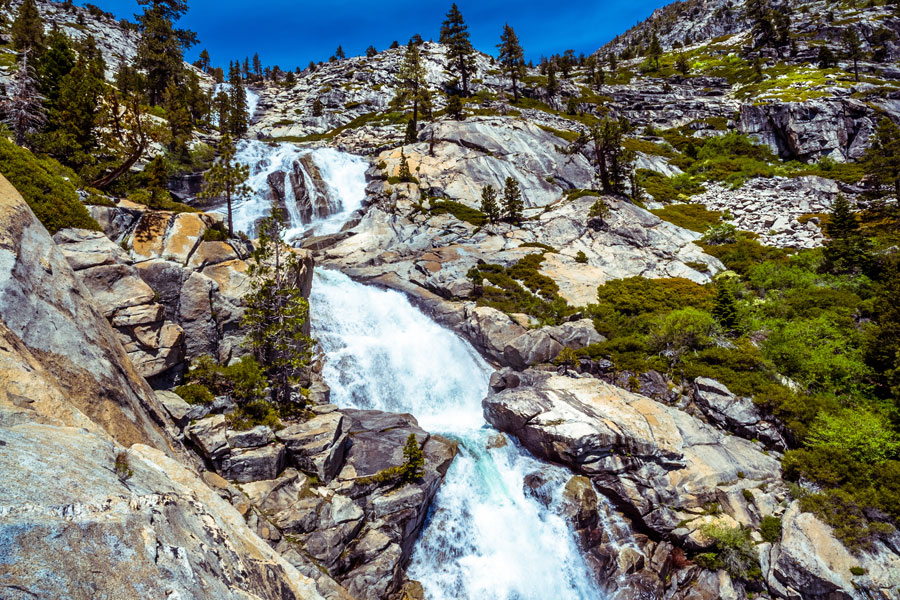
<box><xmin>0</xmin><ymin>138</ymin><xmax>100</xmax><ymax>234</ymax></box>
<box><xmin>429</xmin><ymin>199</ymin><xmax>487</xmax><ymax>226</ymax></box>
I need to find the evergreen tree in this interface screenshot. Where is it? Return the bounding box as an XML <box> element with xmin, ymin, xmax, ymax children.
<box><xmin>865</xmin><ymin>258</ymin><xmax>900</xmax><ymax>399</ymax></box>
<box><xmin>497</xmin><ymin>24</ymin><xmax>525</xmax><ymax>102</ymax></box>
<box><xmin>11</xmin><ymin>0</ymin><xmax>44</xmax><ymax>55</ymax></box>
<box><xmin>547</xmin><ymin>61</ymin><xmax>558</xmax><ymax>95</ymax></box>
<box><xmin>647</xmin><ymin>32</ymin><xmax>662</xmax><ymax>71</ymax></box>
<box><xmin>242</xmin><ymin>56</ymin><xmax>249</xmax><ymax>79</ymax></box>
<box><xmin>439</xmin><ymin>3</ymin><xmax>476</xmax><ymax>95</ymax></box>
<box><xmin>390</xmin><ymin>40</ymin><xmax>400</xmax><ymax>49</ymax></box>
<box><xmin>312</xmin><ymin>97</ymin><xmax>323</xmax><ymax>116</ymax></box>
<box><xmin>822</xmin><ymin>194</ymin><xmax>868</xmax><ymax>275</ymax></box>
<box><xmin>746</xmin><ymin>0</ymin><xmax>775</xmax><ymax>49</ymax></box>
<box><xmin>2</xmin><ymin>50</ymin><xmax>44</xmax><ymax>146</ymax></box>
<box><xmin>241</xmin><ymin>208</ymin><xmax>314</xmax><ymax>407</ymax></box>
<box><xmin>608</xmin><ymin>52</ymin><xmax>617</xmax><ymax>72</ymax></box>
<box><xmin>675</xmin><ymin>52</ymin><xmax>690</xmax><ymax>75</ymax></box>
<box><xmin>253</xmin><ymin>52</ymin><xmax>262</xmax><ymax>78</ymax></box>
<box><xmin>774</xmin><ymin>8</ymin><xmax>792</xmax><ymax>54</ymax></box>
<box><xmin>401</xmin><ymin>433</ymin><xmax>425</xmax><ymax>482</ymax></box>
<box><xmin>164</xmin><ymin>81</ymin><xmax>191</xmax><ymax>162</ymax></box>
<box><xmin>213</xmin><ymin>89</ymin><xmax>230</xmax><ymax>131</ymax></box>
<box><xmin>366</xmin><ymin>45</ymin><xmax>377</xmax><ymax>57</ymax></box>
<box><xmin>560</xmin><ymin>50</ymin><xmax>574</xmax><ymax>78</ymax></box>
<box><xmin>91</xmin><ymin>88</ymin><xmax>150</xmax><ymax>189</ymax></box>
<box><xmin>409</xmin><ymin>33</ymin><xmax>424</xmax><ymax>46</ymax></box>
<box><xmin>864</xmin><ymin>118</ymin><xmax>900</xmax><ymax>199</ymax></box>
<box><xmin>136</xmin><ymin>0</ymin><xmax>197</xmax><ymax>106</ymax></box>
<box><xmin>568</xmin><ymin>117</ymin><xmax>634</xmax><ymax>194</ymax></box>
<box><xmin>36</xmin><ymin>30</ymin><xmax>75</xmax><ymax>106</ymax></box>
<box><xmin>198</xmin><ymin>133</ymin><xmax>250</xmax><ymax>237</ymax></box>
<box><xmin>198</xmin><ymin>48</ymin><xmax>210</xmax><ymax>71</ymax></box>
<box><xmin>842</xmin><ymin>27</ymin><xmax>863</xmax><ymax>82</ymax></box>
<box><xmin>335</xmin><ymin>45</ymin><xmax>345</xmax><ymax>60</ymax></box>
<box><xmin>480</xmin><ymin>184</ymin><xmax>499</xmax><ymax>223</ymax></box>
<box><xmin>395</xmin><ymin>41</ymin><xmax>428</xmax><ymax>135</ymax></box>
<box><xmin>502</xmin><ymin>176</ymin><xmax>523</xmax><ymax>224</ymax></box>
<box><xmin>397</xmin><ymin>148</ymin><xmax>413</xmax><ymax>182</ymax></box>
<box><xmin>446</xmin><ymin>93</ymin><xmax>464</xmax><ymax>120</ymax></box>
<box><xmin>818</xmin><ymin>45</ymin><xmax>836</xmax><ymax>68</ymax></box>
<box><xmin>228</xmin><ymin>66</ymin><xmax>249</xmax><ymax>136</ymax></box>
<box><xmin>712</xmin><ymin>277</ymin><xmax>739</xmax><ymax>333</ymax></box>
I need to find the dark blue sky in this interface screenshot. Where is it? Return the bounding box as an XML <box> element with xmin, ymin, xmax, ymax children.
<box><xmin>94</xmin><ymin>0</ymin><xmax>669</xmax><ymax>69</ymax></box>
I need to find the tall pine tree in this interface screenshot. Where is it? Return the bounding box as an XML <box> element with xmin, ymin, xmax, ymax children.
<box><xmin>480</xmin><ymin>184</ymin><xmax>499</xmax><ymax>223</ymax></box>
<box><xmin>2</xmin><ymin>50</ymin><xmax>44</xmax><ymax>146</ymax></box>
<box><xmin>502</xmin><ymin>176</ymin><xmax>524</xmax><ymax>224</ymax></box>
<box><xmin>822</xmin><ymin>194</ymin><xmax>869</xmax><ymax>275</ymax></box>
<box><xmin>198</xmin><ymin>133</ymin><xmax>250</xmax><ymax>237</ymax></box>
<box><xmin>497</xmin><ymin>24</ymin><xmax>525</xmax><ymax>103</ymax></box>
<box><xmin>439</xmin><ymin>4</ymin><xmax>476</xmax><ymax>95</ymax></box>
<box><xmin>136</xmin><ymin>0</ymin><xmax>197</xmax><ymax>106</ymax></box>
<box><xmin>11</xmin><ymin>0</ymin><xmax>45</xmax><ymax>55</ymax></box>
<box><xmin>395</xmin><ymin>41</ymin><xmax>428</xmax><ymax>140</ymax></box>
<box><xmin>864</xmin><ymin>118</ymin><xmax>900</xmax><ymax>200</ymax></box>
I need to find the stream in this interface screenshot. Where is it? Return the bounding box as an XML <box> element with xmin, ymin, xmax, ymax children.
<box><xmin>231</xmin><ymin>143</ymin><xmax>605</xmax><ymax>599</ymax></box>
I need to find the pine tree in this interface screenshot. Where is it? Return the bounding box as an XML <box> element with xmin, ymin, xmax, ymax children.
<box><xmin>136</xmin><ymin>0</ymin><xmax>197</xmax><ymax>106</ymax></box>
<box><xmin>401</xmin><ymin>433</ymin><xmax>425</xmax><ymax>482</ymax></box>
<box><xmin>335</xmin><ymin>45</ymin><xmax>345</xmax><ymax>60</ymax></box>
<box><xmin>648</xmin><ymin>32</ymin><xmax>662</xmax><ymax>71</ymax></box>
<box><xmin>241</xmin><ymin>208</ymin><xmax>314</xmax><ymax>407</ymax></box>
<box><xmin>547</xmin><ymin>61</ymin><xmax>558</xmax><ymax>95</ymax></box>
<box><xmin>312</xmin><ymin>97</ymin><xmax>323</xmax><ymax>117</ymax></box>
<box><xmin>864</xmin><ymin>117</ymin><xmax>900</xmax><ymax>199</ymax></box>
<box><xmin>228</xmin><ymin>66</ymin><xmax>249</xmax><ymax>136</ymax></box>
<box><xmin>11</xmin><ymin>0</ymin><xmax>45</xmax><ymax>55</ymax></box>
<box><xmin>198</xmin><ymin>133</ymin><xmax>250</xmax><ymax>237</ymax></box>
<box><xmin>36</xmin><ymin>30</ymin><xmax>75</xmax><ymax>106</ymax></box>
<box><xmin>497</xmin><ymin>24</ymin><xmax>525</xmax><ymax>103</ymax></box>
<box><xmin>822</xmin><ymin>194</ymin><xmax>868</xmax><ymax>275</ymax></box>
<box><xmin>567</xmin><ymin>117</ymin><xmax>634</xmax><ymax>194</ymax></box>
<box><xmin>366</xmin><ymin>45</ymin><xmax>377</xmax><ymax>57</ymax></box>
<box><xmin>746</xmin><ymin>0</ymin><xmax>775</xmax><ymax>49</ymax></box>
<box><xmin>395</xmin><ymin>41</ymin><xmax>428</xmax><ymax>135</ymax></box>
<box><xmin>447</xmin><ymin>93</ymin><xmax>464</xmax><ymax>120</ymax></box>
<box><xmin>2</xmin><ymin>50</ymin><xmax>45</xmax><ymax>146</ymax></box>
<box><xmin>213</xmin><ymin>89</ymin><xmax>230</xmax><ymax>131</ymax></box>
<box><xmin>675</xmin><ymin>52</ymin><xmax>690</xmax><ymax>75</ymax></box>
<box><xmin>480</xmin><ymin>184</ymin><xmax>499</xmax><ymax>223</ymax></box>
<box><xmin>842</xmin><ymin>27</ymin><xmax>863</xmax><ymax>82</ymax></box>
<box><xmin>502</xmin><ymin>176</ymin><xmax>523</xmax><ymax>224</ymax></box>
<box><xmin>198</xmin><ymin>48</ymin><xmax>210</xmax><ymax>71</ymax></box>
<box><xmin>712</xmin><ymin>277</ymin><xmax>739</xmax><ymax>333</ymax></box>
<box><xmin>397</xmin><ymin>149</ymin><xmax>413</xmax><ymax>182</ymax></box>
<box><xmin>90</xmin><ymin>88</ymin><xmax>150</xmax><ymax>189</ymax></box>
<box><xmin>252</xmin><ymin>52</ymin><xmax>262</xmax><ymax>78</ymax></box>
<box><xmin>439</xmin><ymin>3</ymin><xmax>476</xmax><ymax>95</ymax></box>
<box><xmin>818</xmin><ymin>45</ymin><xmax>835</xmax><ymax>68</ymax></box>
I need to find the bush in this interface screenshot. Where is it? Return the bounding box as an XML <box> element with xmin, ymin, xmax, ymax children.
<box><xmin>226</xmin><ymin>399</ymin><xmax>282</xmax><ymax>431</ymax></box>
<box><xmin>695</xmin><ymin>523</ymin><xmax>762</xmax><ymax>582</ymax></box>
<box><xmin>185</xmin><ymin>355</ymin><xmax>268</xmax><ymax>405</ymax></box>
<box><xmin>201</xmin><ymin>220</ymin><xmax>229</xmax><ymax>242</ymax></box>
<box><xmin>701</xmin><ymin>222</ymin><xmax>739</xmax><ymax>245</ymax></box>
<box><xmin>651</xmin><ymin>203</ymin><xmax>721</xmax><ymax>232</ymax></box>
<box><xmin>804</xmin><ymin>409</ymin><xmax>899</xmax><ymax>464</ymax></box>
<box><xmin>648</xmin><ymin>307</ymin><xmax>717</xmax><ymax>362</ymax></box>
<box><xmin>174</xmin><ymin>383</ymin><xmax>214</xmax><ymax>405</ymax></box>
<box><xmin>429</xmin><ymin>199</ymin><xmax>487</xmax><ymax>226</ymax></box>
<box><xmin>640</xmin><ymin>171</ymin><xmax>706</xmax><ymax>203</ymax></box>
<box><xmin>127</xmin><ymin>189</ymin><xmax>198</xmax><ymax>214</ymax></box>
<box><xmin>702</xmin><ymin>236</ymin><xmax>787</xmax><ymax>276</ymax></box>
<box><xmin>473</xmin><ymin>255</ymin><xmax>575</xmax><ymax>325</ymax></box>
<box><xmin>575</xmin><ymin>251</ymin><xmax>588</xmax><ymax>264</ymax></box>
<box><xmin>594</xmin><ymin>276</ymin><xmax>712</xmax><ymax>318</ymax></box>
<box><xmin>759</xmin><ymin>515</ymin><xmax>782</xmax><ymax>543</ymax></box>
<box><xmin>0</xmin><ymin>138</ymin><xmax>100</xmax><ymax>234</ymax></box>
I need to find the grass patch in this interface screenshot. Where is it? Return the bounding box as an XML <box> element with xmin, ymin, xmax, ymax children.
<box><xmin>651</xmin><ymin>203</ymin><xmax>722</xmax><ymax>232</ymax></box>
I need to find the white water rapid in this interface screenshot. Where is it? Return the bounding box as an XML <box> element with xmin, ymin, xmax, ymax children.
<box><xmin>223</xmin><ymin>141</ymin><xmax>368</xmax><ymax>240</ymax></box>
<box><xmin>310</xmin><ymin>268</ymin><xmax>605</xmax><ymax>600</ymax></box>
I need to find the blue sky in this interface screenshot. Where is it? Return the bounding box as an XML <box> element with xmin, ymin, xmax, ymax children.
<box><xmin>95</xmin><ymin>0</ymin><xmax>670</xmax><ymax>69</ymax></box>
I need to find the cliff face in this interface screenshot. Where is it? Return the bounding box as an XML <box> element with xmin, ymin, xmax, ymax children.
<box><xmin>0</xmin><ymin>175</ymin><xmax>324</xmax><ymax>600</ymax></box>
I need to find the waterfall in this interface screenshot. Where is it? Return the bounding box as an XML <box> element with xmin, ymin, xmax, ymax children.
<box><xmin>222</xmin><ymin>141</ymin><xmax>368</xmax><ymax>239</ymax></box>
<box><xmin>310</xmin><ymin>268</ymin><xmax>605</xmax><ymax>600</ymax></box>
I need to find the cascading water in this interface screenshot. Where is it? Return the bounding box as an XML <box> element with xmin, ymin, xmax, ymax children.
<box><xmin>223</xmin><ymin>141</ymin><xmax>368</xmax><ymax>239</ymax></box>
<box><xmin>310</xmin><ymin>268</ymin><xmax>605</xmax><ymax>600</ymax></box>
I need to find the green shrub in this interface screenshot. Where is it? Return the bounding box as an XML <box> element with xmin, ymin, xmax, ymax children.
<box><xmin>201</xmin><ymin>221</ymin><xmax>229</xmax><ymax>242</ymax></box>
<box><xmin>804</xmin><ymin>409</ymin><xmax>899</xmax><ymax>464</ymax></box>
<box><xmin>0</xmin><ymin>138</ymin><xmax>100</xmax><ymax>234</ymax></box>
<box><xmin>575</xmin><ymin>251</ymin><xmax>588</xmax><ymax>264</ymax></box>
<box><xmin>185</xmin><ymin>355</ymin><xmax>267</xmax><ymax>405</ymax></box>
<box><xmin>174</xmin><ymin>383</ymin><xmax>214</xmax><ymax>405</ymax></box>
<box><xmin>702</xmin><ymin>236</ymin><xmax>788</xmax><ymax>276</ymax></box>
<box><xmin>701</xmin><ymin>222</ymin><xmax>739</xmax><ymax>245</ymax></box>
<box><xmin>640</xmin><ymin>171</ymin><xmax>706</xmax><ymax>203</ymax></box>
<box><xmin>472</xmin><ymin>254</ymin><xmax>575</xmax><ymax>325</ymax></box>
<box><xmin>651</xmin><ymin>203</ymin><xmax>721</xmax><ymax>232</ymax></box>
<box><xmin>648</xmin><ymin>307</ymin><xmax>717</xmax><ymax>362</ymax></box>
<box><xmin>594</xmin><ymin>277</ymin><xmax>712</xmax><ymax>317</ymax></box>
<box><xmin>696</xmin><ymin>523</ymin><xmax>762</xmax><ymax>582</ymax></box>
<box><xmin>226</xmin><ymin>399</ymin><xmax>282</xmax><ymax>431</ymax></box>
<box><xmin>850</xmin><ymin>566</ymin><xmax>866</xmax><ymax>576</ymax></box>
<box><xmin>127</xmin><ymin>189</ymin><xmax>198</xmax><ymax>214</ymax></box>
<box><xmin>429</xmin><ymin>199</ymin><xmax>487</xmax><ymax>226</ymax></box>
<box><xmin>759</xmin><ymin>515</ymin><xmax>782</xmax><ymax>543</ymax></box>
<box><xmin>798</xmin><ymin>489</ymin><xmax>895</xmax><ymax>553</ymax></box>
